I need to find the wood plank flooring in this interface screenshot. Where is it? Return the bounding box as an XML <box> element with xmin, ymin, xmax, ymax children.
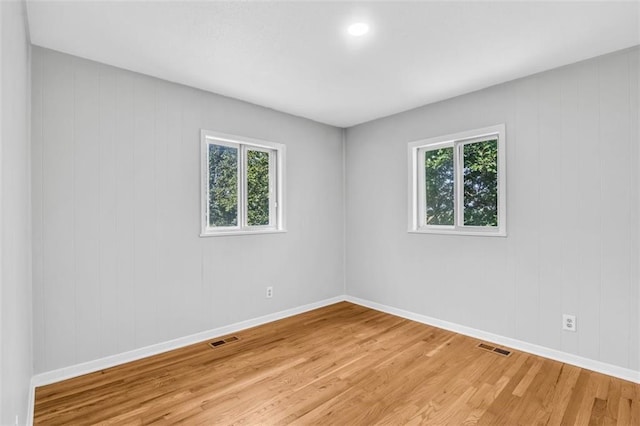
<box><xmin>34</xmin><ymin>302</ymin><xmax>640</xmax><ymax>425</ymax></box>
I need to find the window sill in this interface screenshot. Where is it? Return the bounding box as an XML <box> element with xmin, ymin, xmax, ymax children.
<box><xmin>408</xmin><ymin>228</ymin><xmax>506</xmax><ymax>237</ymax></box>
<box><xmin>200</xmin><ymin>229</ymin><xmax>287</xmax><ymax>238</ymax></box>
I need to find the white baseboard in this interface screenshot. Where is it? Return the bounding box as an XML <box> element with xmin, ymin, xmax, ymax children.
<box><xmin>345</xmin><ymin>295</ymin><xmax>640</xmax><ymax>384</ymax></box>
<box><xmin>25</xmin><ymin>380</ymin><xmax>35</xmax><ymax>426</ymax></box>
<box><xmin>31</xmin><ymin>295</ymin><xmax>345</xmax><ymax>389</ymax></box>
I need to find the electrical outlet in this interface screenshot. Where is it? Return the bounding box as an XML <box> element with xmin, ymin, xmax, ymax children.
<box><xmin>266</xmin><ymin>286</ymin><xmax>273</xmax><ymax>298</ymax></box>
<box><xmin>15</xmin><ymin>415</ymin><xmax>19</xmax><ymax>426</ymax></box>
<box><xmin>562</xmin><ymin>314</ymin><xmax>577</xmax><ymax>332</ymax></box>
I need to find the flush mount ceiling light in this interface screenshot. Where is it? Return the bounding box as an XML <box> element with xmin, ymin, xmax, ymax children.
<box><xmin>347</xmin><ymin>22</ymin><xmax>369</xmax><ymax>37</ymax></box>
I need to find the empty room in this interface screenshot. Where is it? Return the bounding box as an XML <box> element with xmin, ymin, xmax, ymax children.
<box><xmin>1</xmin><ymin>0</ymin><xmax>639</xmax><ymax>424</ymax></box>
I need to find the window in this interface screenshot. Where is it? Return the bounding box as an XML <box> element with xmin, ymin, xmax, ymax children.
<box><xmin>201</xmin><ymin>130</ymin><xmax>285</xmax><ymax>236</ymax></box>
<box><xmin>408</xmin><ymin>124</ymin><xmax>506</xmax><ymax>236</ymax></box>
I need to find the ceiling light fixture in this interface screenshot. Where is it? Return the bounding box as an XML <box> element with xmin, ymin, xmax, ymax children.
<box><xmin>347</xmin><ymin>22</ymin><xmax>369</xmax><ymax>37</ymax></box>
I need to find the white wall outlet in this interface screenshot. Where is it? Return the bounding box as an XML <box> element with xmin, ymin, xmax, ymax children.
<box><xmin>266</xmin><ymin>286</ymin><xmax>273</xmax><ymax>298</ymax></box>
<box><xmin>562</xmin><ymin>314</ymin><xmax>577</xmax><ymax>332</ymax></box>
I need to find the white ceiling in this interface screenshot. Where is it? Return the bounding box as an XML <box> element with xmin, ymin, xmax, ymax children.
<box><xmin>26</xmin><ymin>1</ymin><xmax>640</xmax><ymax>128</ymax></box>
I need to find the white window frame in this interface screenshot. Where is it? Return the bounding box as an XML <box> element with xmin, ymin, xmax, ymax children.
<box><xmin>201</xmin><ymin>130</ymin><xmax>286</xmax><ymax>237</ymax></box>
<box><xmin>408</xmin><ymin>124</ymin><xmax>506</xmax><ymax>237</ymax></box>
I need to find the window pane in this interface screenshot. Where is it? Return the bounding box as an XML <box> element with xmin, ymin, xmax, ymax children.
<box><xmin>208</xmin><ymin>144</ymin><xmax>238</xmax><ymax>227</ymax></box>
<box><xmin>247</xmin><ymin>150</ymin><xmax>271</xmax><ymax>226</ymax></box>
<box><xmin>425</xmin><ymin>147</ymin><xmax>454</xmax><ymax>226</ymax></box>
<box><xmin>463</xmin><ymin>139</ymin><xmax>498</xmax><ymax>227</ymax></box>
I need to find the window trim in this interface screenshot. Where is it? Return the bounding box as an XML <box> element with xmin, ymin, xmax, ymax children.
<box><xmin>408</xmin><ymin>124</ymin><xmax>506</xmax><ymax>237</ymax></box>
<box><xmin>200</xmin><ymin>130</ymin><xmax>286</xmax><ymax>237</ymax></box>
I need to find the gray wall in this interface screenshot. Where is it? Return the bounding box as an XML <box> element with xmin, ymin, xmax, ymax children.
<box><xmin>31</xmin><ymin>42</ymin><xmax>640</xmax><ymax>378</ymax></box>
<box><xmin>31</xmin><ymin>47</ymin><xmax>345</xmax><ymax>373</ymax></box>
<box><xmin>1</xmin><ymin>1</ymin><xmax>32</xmax><ymax>424</ymax></box>
<box><xmin>346</xmin><ymin>47</ymin><xmax>639</xmax><ymax>371</ymax></box>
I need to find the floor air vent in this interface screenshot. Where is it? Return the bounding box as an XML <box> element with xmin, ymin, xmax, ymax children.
<box><xmin>477</xmin><ymin>342</ymin><xmax>512</xmax><ymax>357</ymax></box>
<box><xmin>209</xmin><ymin>336</ymin><xmax>240</xmax><ymax>349</ymax></box>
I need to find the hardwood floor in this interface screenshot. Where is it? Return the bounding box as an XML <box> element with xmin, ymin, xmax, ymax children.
<box><xmin>34</xmin><ymin>302</ymin><xmax>639</xmax><ymax>425</ymax></box>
